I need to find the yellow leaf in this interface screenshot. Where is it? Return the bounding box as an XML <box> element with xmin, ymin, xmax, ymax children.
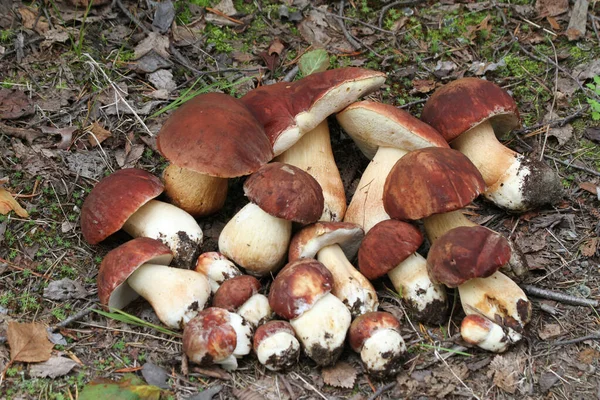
<box><xmin>0</xmin><ymin>187</ymin><xmax>28</xmax><ymax>218</ymax></box>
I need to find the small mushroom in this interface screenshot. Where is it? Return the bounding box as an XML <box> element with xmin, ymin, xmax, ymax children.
<box><xmin>460</xmin><ymin>315</ymin><xmax>518</xmax><ymax>353</ymax></box>
<box><xmin>358</xmin><ymin>219</ymin><xmax>448</xmax><ymax>325</ymax></box>
<box><xmin>194</xmin><ymin>252</ymin><xmax>241</xmax><ymax>294</ymax></box>
<box><xmin>80</xmin><ymin>168</ymin><xmax>203</xmax><ymax>267</ymax></box>
<box><xmin>253</xmin><ymin>320</ymin><xmax>300</xmax><ymax>371</ymax></box>
<box><xmin>218</xmin><ymin>162</ymin><xmax>324</xmax><ymax>276</ymax></box>
<box><xmin>427</xmin><ymin>226</ymin><xmax>532</xmax><ymax>338</ymax></box>
<box><xmin>288</xmin><ymin>221</ymin><xmax>378</xmax><ymax>317</ymax></box>
<box><xmin>348</xmin><ymin>311</ymin><xmax>406</xmax><ymax>378</ymax></box>
<box><xmin>212</xmin><ymin>275</ymin><xmax>273</xmax><ymax>328</ymax></box>
<box><xmin>268</xmin><ymin>258</ymin><xmax>351</xmax><ymax>366</ymax></box>
<box><xmin>97</xmin><ymin>238</ymin><xmax>211</xmax><ymax>329</ymax></box>
<box><xmin>183</xmin><ymin>307</ymin><xmax>252</xmax><ymax>371</ymax></box>
<box><xmin>157</xmin><ymin>92</ymin><xmax>273</xmax><ymax>217</ymax></box>
<box><xmin>421</xmin><ymin>78</ymin><xmax>562</xmax><ymax>211</ymax></box>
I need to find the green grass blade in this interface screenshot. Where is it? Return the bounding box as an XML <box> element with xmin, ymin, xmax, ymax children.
<box><xmin>93</xmin><ymin>308</ymin><xmax>181</xmax><ymax>337</ymax></box>
<box><xmin>418</xmin><ymin>343</ymin><xmax>472</xmax><ymax>357</ymax></box>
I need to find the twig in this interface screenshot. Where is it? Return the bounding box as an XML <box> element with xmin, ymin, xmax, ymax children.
<box><xmin>588</xmin><ymin>13</ymin><xmax>600</xmax><ymax>44</ymax></box>
<box><xmin>0</xmin><ymin>122</ymin><xmax>42</xmax><ymax>145</ymax></box>
<box><xmin>317</xmin><ymin>8</ymin><xmax>396</xmax><ymax>34</ymax></box>
<box><xmin>378</xmin><ymin>0</ymin><xmax>423</xmax><ymax>28</ymax></box>
<box><xmin>115</xmin><ymin>0</ymin><xmax>150</xmax><ymax>34</ymax></box>
<box><xmin>50</xmin><ymin>305</ymin><xmax>97</xmax><ymax>332</ymax></box>
<box><xmin>367</xmin><ymin>382</ymin><xmax>396</xmax><ymax>400</ymax></box>
<box><xmin>337</xmin><ymin>1</ymin><xmax>362</xmax><ymax>50</ymax></box>
<box><xmin>206</xmin><ymin>7</ymin><xmax>244</xmax><ymax>25</ymax></box>
<box><xmin>522</xmin><ymin>285</ymin><xmax>599</xmax><ymax>307</ymax></box>
<box><xmin>514</xmin><ymin>108</ymin><xmax>587</xmax><ymax>134</ymax></box>
<box><xmin>398</xmin><ymin>98</ymin><xmax>426</xmax><ymax>109</ymax></box>
<box><xmin>552</xmin><ymin>332</ymin><xmax>600</xmax><ymax>346</ymax></box>
<box><xmin>282</xmin><ymin>66</ymin><xmax>299</xmax><ymax>82</ymax></box>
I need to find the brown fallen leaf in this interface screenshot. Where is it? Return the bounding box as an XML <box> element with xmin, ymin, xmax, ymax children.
<box><xmin>321</xmin><ymin>361</ymin><xmax>356</xmax><ymax>389</ymax></box>
<box><xmin>0</xmin><ymin>89</ymin><xmax>34</xmax><ymax>120</ymax></box>
<box><xmin>578</xmin><ymin>182</ymin><xmax>599</xmax><ymax>195</ymax></box>
<box><xmin>538</xmin><ymin>323</ymin><xmax>562</xmax><ymax>340</ymax></box>
<box><xmin>268</xmin><ymin>38</ymin><xmax>285</xmax><ymax>56</ymax></box>
<box><xmin>535</xmin><ymin>0</ymin><xmax>569</xmax><ymax>17</ymax></box>
<box><xmin>7</xmin><ymin>322</ymin><xmax>54</xmax><ymax>363</ymax></box>
<box><xmin>412</xmin><ymin>79</ymin><xmax>437</xmax><ymax>94</ymax></box>
<box><xmin>88</xmin><ymin>122</ymin><xmax>112</xmax><ymax>147</ymax></box>
<box><xmin>466</xmin><ymin>14</ymin><xmax>492</xmax><ymax>41</ymax></box>
<box><xmin>40</xmin><ymin>126</ymin><xmax>77</xmax><ymax>150</ymax></box>
<box><xmin>580</xmin><ymin>237</ymin><xmax>599</xmax><ymax>257</ymax></box>
<box><xmin>18</xmin><ymin>7</ymin><xmax>49</xmax><ymax>35</ymax></box>
<box><xmin>0</xmin><ymin>187</ymin><xmax>28</xmax><ymax>218</ymax></box>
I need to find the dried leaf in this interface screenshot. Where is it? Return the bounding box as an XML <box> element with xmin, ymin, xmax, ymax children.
<box><xmin>268</xmin><ymin>38</ymin><xmax>285</xmax><ymax>56</ymax></box>
<box><xmin>152</xmin><ymin>0</ymin><xmax>175</xmax><ymax>34</ymax></box>
<box><xmin>18</xmin><ymin>7</ymin><xmax>49</xmax><ymax>34</ymax></box>
<box><xmin>577</xmin><ymin>348</ymin><xmax>599</xmax><ymax>364</ymax></box>
<box><xmin>538</xmin><ymin>323</ymin><xmax>562</xmax><ymax>339</ymax></box>
<box><xmin>580</xmin><ymin>237</ymin><xmax>599</xmax><ymax>257</ymax></box>
<box><xmin>489</xmin><ymin>353</ymin><xmax>525</xmax><ymax>394</ymax></box>
<box><xmin>43</xmin><ymin>278</ymin><xmax>89</xmax><ymax>301</ymax></box>
<box><xmin>29</xmin><ymin>356</ymin><xmax>79</xmax><ymax>378</ymax></box>
<box><xmin>79</xmin><ymin>374</ymin><xmax>169</xmax><ymax>400</ymax></box>
<box><xmin>7</xmin><ymin>322</ymin><xmax>54</xmax><ymax>363</ymax></box>
<box><xmin>187</xmin><ymin>385</ymin><xmax>223</xmax><ymax>400</ymax></box>
<box><xmin>134</xmin><ymin>32</ymin><xmax>170</xmax><ymax>60</ymax></box>
<box><xmin>321</xmin><ymin>361</ymin><xmax>357</xmax><ymax>389</ymax></box>
<box><xmin>412</xmin><ymin>79</ymin><xmax>436</xmax><ymax>94</ymax></box>
<box><xmin>0</xmin><ymin>187</ymin><xmax>28</xmax><ymax>218</ymax></box>
<box><xmin>535</xmin><ymin>0</ymin><xmax>569</xmax><ymax>17</ymax></box>
<box><xmin>466</xmin><ymin>14</ymin><xmax>492</xmax><ymax>40</ymax></box>
<box><xmin>141</xmin><ymin>363</ymin><xmax>169</xmax><ymax>389</ymax></box>
<box><xmin>584</xmin><ymin>126</ymin><xmax>600</xmax><ymax>143</ymax></box>
<box><xmin>40</xmin><ymin>125</ymin><xmax>77</xmax><ymax>150</ymax></box>
<box><xmin>0</xmin><ymin>89</ymin><xmax>34</xmax><ymax>120</ymax></box>
<box><xmin>298</xmin><ymin>48</ymin><xmax>330</xmax><ymax>76</ymax></box>
<box><xmin>578</xmin><ymin>182</ymin><xmax>599</xmax><ymax>195</ymax></box>
<box><xmin>88</xmin><ymin>122</ymin><xmax>112</xmax><ymax>147</ymax></box>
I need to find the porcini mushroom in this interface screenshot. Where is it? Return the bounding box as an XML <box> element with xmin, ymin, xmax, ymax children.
<box><xmin>212</xmin><ymin>275</ymin><xmax>273</xmax><ymax>328</ymax></box>
<box><xmin>336</xmin><ymin>101</ymin><xmax>449</xmax><ymax>232</ymax></box>
<box><xmin>268</xmin><ymin>258</ymin><xmax>351</xmax><ymax>366</ymax></box>
<box><xmin>253</xmin><ymin>320</ymin><xmax>300</xmax><ymax>371</ymax></box>
<box><xmin>97</xmin><ymin>238</ymin><xmax>211</xmax><ymax>329</ymax></box>
<box><xmin>194</xmin><ymin>252</ymin><xmax>241</xmax><ymax>294</ymax></box>
<box><xmin>421</xmin><ymin>77</ymin><xmax>562</xmax><ymax>211</ymax></box>
<box><xmin>348</xmin><ymin>311</ymin><xmax>406</xmax><ymax>378</ymax></box>
<box><xmin>80</xmin><ymin>168</ymin><xmax>203</xmax><ymax>267</ymax></box>
<box><xmin>218</xmin><ymin>162</ymin><xmax>324</xmax><ymax>276</ymax></box>
<box><xmin>358</xmin><ymin>219</ymin><xmax>448</xmax><ymax>325</ymax></box>
<box><xmin>460</xmin><ymin>314</ymin><xmax>516</xmax><ymax>353</ymax></box>
<box><xmin>427</xmin><ymin>226</ymin><xmax>531</xmax><ymax>337</ymax></box>
<box><xmin>183</xmin><ymin>307</ymin><xmax>252</xmax><ymax>371</ymax></box>
<box><xmin>157</xmin><ymin>92</ymin><xmax>273</xmax><ymax>217</ymax></box>
<box><xmin>288</xmin><ymin>221</ymin><xmax>378</xmax><ymax>317</ymax></box>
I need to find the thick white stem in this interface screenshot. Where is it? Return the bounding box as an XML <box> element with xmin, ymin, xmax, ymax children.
<box><xmin>127</xmin><ymin>263</ymin><xmax>210</xmax><ymax>329</ymax></box>
<box><xmin>360</xmin><ymin>328</ymin><xmax>406</xmax><ymax>376</ymax></box>
<box><xmin>317</xmin><ymin>244</ymin><xmax>379</xmax><ymax>317</ymax></box>
<box><xmin>387</xmin><ymin>252</ymin><xmax>448</xmax><ymax>324</ymax></box>
<box><xmin>256</xmin><ymin>331</ymin><xmax>300</xmax><ymax>371</ymax></box>
<box><xmin>458</xmin><ymin>271</ymin><xmax>531</xmax><ymax>332</ymax></box>
<box><xmin>344</xmin><ymin>146</ymin><xmax>408</xmax><ymax>232</ymax></box>
<box><xmin>218</xmin><ymin>203</ymin><xmax>292</xmax><ymax>276</ymax></box>
<box><xmin>122</xmin><ymin>199</ymin><xmax>203</xmax><ymax>267</ymax></box>
<box><xmin>275</xmin><ymin>121</ymin><xmax>347</xmax><ymax>222</ymax></box>
<box><xmin>423</xmin><ymin>211</ymin><xmax>477</xmax><ymax>243</ymax></box>
<box><xmin>290</xmin><ymin>293</ymin><xmax>351</xmax><ymax>366</ymax></box>
<box><xmin>237</xmin><ymin>294</ymin><xmax>273</xmax><ymax>328</ymax></box>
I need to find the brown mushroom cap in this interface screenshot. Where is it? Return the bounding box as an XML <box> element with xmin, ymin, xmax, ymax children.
<box><xmin>241</xmin><ymin>68</ymin><xmax>386</xmax><ymax>154</ymax></box>
<box><xmin>97</xmin><ymin>237</ymin><xmax>173</xmax><ymax>309</ymax></box>
<box><xmin>244</xmin><ymin>162</ymin><xmax>324</xmax><ymax>224</ymax></box>
<box><xmin>268</xmin><ymin>258</ymin><xmax>334</xmax><ymax>320</ymax></box>
<box><xmin>80</xmin><ymin>168</ymin><xmax>164</xmax><ymax>244</ymax></box>
<box><xmin>336</xmin><ymin>100</ymin><xmax>449</xmax><ymax>159</ymax></box>
<box><xmin>348</xmin><ymin>311</ymin><xmax>401</xmax><ymax>352</ymax></box>
<box><xmin>420</xmin><ymin>78</ymin><xmax>521</xmax><ymax>142</ymax></box>
<box><xmin>288</xmin><ymin>221</ymin><xmax>364</xmax><ymax>261</ymax></box>
<box><xmin>212</xmin><ymin>275</ymin><xmax>261</xmax><ymax>312</ymax></box>
<box><xmin>427</xmin><ymin>226</ymin><xmax>512</xmax><ymax>288</ymax></box>
<box><xmin>383</xmin><ymin>147</ymin><xmax>485</xmax><ymax>221</ymax></box>
<box><xmin>357</xmin><ymin>219</ymin><xmax>423</xmax><ymax>280</ymax></box>
<box><xmin>156</xmin><ymin>92</ymin><xmax>273</xmax><ymax>178</ymax></box>
<box><xmin>183</xmin><ymin>307</ymin><xmax>238</xmax><ymax>365</ymax></box>
<box><xmin>253</xmin><ymin>320</ymin><xmax>296</xmax><ymax>351</ymax></box>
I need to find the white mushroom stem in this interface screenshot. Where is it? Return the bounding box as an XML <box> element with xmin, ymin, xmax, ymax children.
<box><xmin>344</xmin><ymin>147</ymin><xmax>408</xmax><ymax>232</ymax></box>
<box><xmin>217</xmin><ymin>312</ymin><xmax>253</xmax><ymax>371</ymax></box>
<box><xmin>122</xmin><ymin>199</ymin><xmax>203</xmax><ymax>267</ymax></box>
<box><xmin>127</xmin><ymin>263</ymin><xmax>211</xmax><ymax>329</ymax></box>
<box><xmin>195</xmin><ymin>253</ymin><xmax>241</xmax><ymax>294</ymax></box>
<box><xmin>458</xmin><ymin>271</ymin><xmax>531</xmax><ymax>333</ymax></box>
<box><xmin>256</xmin><ymin>330</ymin><xmax>300</xmax><ymax>371</ymax></box>
<box><xmin>387</xmin><ymin>252</ymin><xmax>448</xmax><ymax>318</ymax></box>
<box><xmin>360</xmin><ymin>328</ymin><xmax>406</xmax><ymax>375</ymax></box>
<box><xmin>460</xmin><ymin>315</ymin><xmax>515</xmax><ymax>353</ymax></box>
<box><xmin>237</xmin><ymin>294</ymin><xmax>273</xmax><ymax>328</ymax></box>
<box><xmin>163</xmin><ymin>164</ymin><xmax>228</xmax><ymax>217</ymax></box>
<box><xmin>275</xmin><ymin>121</ymin><xmax>347</xmax><ymax>222</ymax></box>
<box><xmin>218</xmin><ymin>203</ymin><xmax>291</xmax><ymax>276</ymax></box>
<box><xmin>291</xmin><ymin>292</ymin><xmax>352</xmax><ymax>366</ymax></box>
<box><xmin>316</xmin><ymin>244</ymin><xmax>379</xmax><ymax>317</ymax></box>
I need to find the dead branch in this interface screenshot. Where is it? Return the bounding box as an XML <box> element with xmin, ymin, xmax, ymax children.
<box><xmin>522</xmin><ymin>285</ymin><xmax>599</xmax><ymax>307</ymax></box>
<box><xmin>0</xmin><ymin>122</ymin><xmax>41</xmax><ymax>145</ymax></box>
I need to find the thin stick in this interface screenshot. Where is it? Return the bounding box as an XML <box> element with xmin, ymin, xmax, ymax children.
<box><xmin>514</xmin><ymin>108</ymin><xmax>586</xmax><ymax>134</ymax></box>
<box><xmin>522</xmin><ymin>285</ymin><xmax>599</xmax><ymax>307</ymax></box>
<box><xmin>50</xmin><ymin>305</ymin><xmax>97</xmax><ymax>332</ymax></box>
<box><xmin>367</xmin><ymin>382</ymin><xmax>396</xmax><ymax>400</ymax></box>
<box><xmin>115</xmin><ymin>0</ymin><xmax>150</xmax><ymax>34</ymax></box>
<box><xmin>290</xmin><ymin>372</ymin><xmax>328</xmax><ymax>400</ymax></box>
<box><xmin>378</xmin><ymin>0</ymin><xmax>423</xmax><ymax>28</ymax></box>
<box><xmin>552</xmin><ymin>333</ymin><xmax>600</xmax><ymax>346</ymax></box>
<box><xmin>337</xmin><ymin>1</ymin><xmax>362</xmax><ymax>50</ymax></box>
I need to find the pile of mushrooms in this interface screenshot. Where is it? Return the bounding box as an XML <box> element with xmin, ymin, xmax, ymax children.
<box><xmin>80</xmin><ymin>70</ymin><xmax>560</xmax><ymax>378</ymax></box>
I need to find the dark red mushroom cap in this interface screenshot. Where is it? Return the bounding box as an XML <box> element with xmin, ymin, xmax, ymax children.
<box><xmin>80</xmin><ymin>168</ymin><xmax>163</xmax><ymax>244</ymax></box>
<box><xmin>156</xmin><ymin>92</ymin><xmax>273</xmax><ymax>178</ymax></box>
<box><xmin>427</xmin><ymin>226</ymin><xmax>512</xmax><ymax>288</ymax></box>
<box><xmin>358</xmin><ymin>219</ymin><xmax>423</xmax><ymax>280</ymax></box>
<box><xmin>212</xmin><ymin>275</ymin><xmax>261</xmax><ymax>312</ymax></box>
<box><xmin>97</xmin><ymin>237</ymin><xmax>173</xmax><ymax>309</ymax></box>
<box><xmin>348</xmin><ymin>311</ymin><xmax>401</xmax><ymax>352</ymax></box>
<box><xmin>244</xmin><ymin>162</ymin><xmax>324</xmax><ymax>224</ymax></box>
<box><xmin>253</xmin><ymin>320</ymin><xmax>296</xmax><ymax>352</ymax></box>
<box><xmin>268</xmin><ymin>258</ymin><xmax>334</xmax><ymax>320</ymax></box>
<box><xmin>383</xmin><ymin>147</ymin><xmax>485</xmax><ymax>221</ymax></box>
<box><xmin>183</xmin><ymin>307</ymin><xmax>238</xmax><ymax>364</ymax></box>
<box><xmin>420</xmin><ymin>78</ymin><xmax>521</xmax><ymax>142</ymax></box>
